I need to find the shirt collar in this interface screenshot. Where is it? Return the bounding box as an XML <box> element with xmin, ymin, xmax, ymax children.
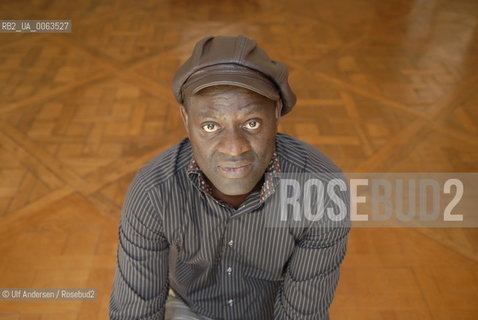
<box><xmin>186</xmin><ymin>151</ymin><xmax>281</xmax><ymax>204</ymax></box>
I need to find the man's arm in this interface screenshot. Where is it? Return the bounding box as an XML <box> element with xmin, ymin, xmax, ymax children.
<box><xmin>109</xmin><ymin>170</ymin><xmax>170</xmax><ymax>320</ymax></box>
<box><xmin>274</xmin><ymin>223</ymin><xmax>350</xmax><ymax>320</ymax></box>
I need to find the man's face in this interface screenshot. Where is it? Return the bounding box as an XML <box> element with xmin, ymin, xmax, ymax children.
<box><xmin>180</xmin><ymin>87</ymin><xmax>279</xmax><ymax>197</ymax></box>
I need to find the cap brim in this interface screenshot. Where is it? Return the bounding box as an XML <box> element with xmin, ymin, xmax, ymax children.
<box><xmin>181</xmin><ymin>66</ymin><xmax>280</xmax><ymax>102</ymax></box>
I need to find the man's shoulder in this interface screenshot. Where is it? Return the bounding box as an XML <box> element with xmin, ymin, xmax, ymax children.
<box><xmin>276</xmin><ymin>133</ymin><xmax>342</xmax><ymax>174</ymax></box>
<box><xmin>136</xmin><ymin>137</ymin><xmax>192</xmax><ymax>190</ymax></box>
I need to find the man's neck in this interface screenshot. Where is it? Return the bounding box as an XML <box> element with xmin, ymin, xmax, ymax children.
<box><xmin>210</xmin><ymin>177</ymin><xmax>264</xmax><ymax>209</ymax></box>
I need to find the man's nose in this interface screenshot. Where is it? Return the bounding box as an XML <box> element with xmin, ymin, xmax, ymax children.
<box><xmin>218</xmin><ymin>128</ymin><xmax>250</xmax><ymax>157</ymax></box>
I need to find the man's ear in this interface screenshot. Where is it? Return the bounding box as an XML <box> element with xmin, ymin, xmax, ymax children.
<box><xmin>274</xmin><ymin>100</ymin><xmax>283</xmax><ymax>124</ymax></box>
<box><xmin>179</xmin><ymin>105</ymin><xmax>189</xmax><ymax>134</ymax></box>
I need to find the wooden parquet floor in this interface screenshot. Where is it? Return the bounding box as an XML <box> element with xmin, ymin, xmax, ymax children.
<box><xmin>1</xmin><ymin>0</ymin><xmax>477</xmax><ymax>319</ymax></box>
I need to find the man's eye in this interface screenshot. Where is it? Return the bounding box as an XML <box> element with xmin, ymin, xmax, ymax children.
<box><xmin>244</xmin><ymin>120</ymin><xmax>261</xmax><ymax>130</ymax></box>
<box><xmin>202</xmin><ymin>123</ymin><xmax>219</xmax><ymax>133</ymax></box>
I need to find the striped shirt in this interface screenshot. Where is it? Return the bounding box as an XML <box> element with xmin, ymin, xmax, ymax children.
<box><xmin>109</xmin><ymin>133</ymin><xmax>350</xmax><ymax>320</ymax></box>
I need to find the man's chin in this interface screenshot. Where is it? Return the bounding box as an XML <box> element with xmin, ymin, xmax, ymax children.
<box><xmin>216</xmin><ymin>187</ymin><xmax>254</xmax><ymax>197</ymax></box>
<box><xmin>214</xmin><ymin>181</ymin><xmax>257</xmax><ymax>197</ymax></box>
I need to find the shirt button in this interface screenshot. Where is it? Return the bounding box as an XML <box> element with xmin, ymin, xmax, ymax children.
<box><xmin>227</xmin><ymin>299</ymin><xmax>233</xmax><ymax>306</ymax></box>
<box><xmin>227</xmin><ymin>240</ymin><xmax>234</xmax><ymax>247</ymax></box>
<box><xmin>226</xmin><ymin>267</ymin><xmax>232</xmax><ymax>275</ymax></box>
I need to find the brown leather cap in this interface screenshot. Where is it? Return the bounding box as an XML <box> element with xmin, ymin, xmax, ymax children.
<box><xmin>172</xmin><ymin>35</ymin><xmax>296</xmax><ymax>116</ymax></box>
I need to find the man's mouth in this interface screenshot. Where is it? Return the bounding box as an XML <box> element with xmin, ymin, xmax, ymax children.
<box><xmin>218</xmin><ymin>163</ymin><xmax>252</xmax><ymax>177</ymax></box>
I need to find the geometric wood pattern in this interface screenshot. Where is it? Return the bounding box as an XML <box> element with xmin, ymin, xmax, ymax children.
<box><xmin>0</xmin><ymin>193</ymin><xmax>116</xmax><ymax>320</ymax></box>
<box><xmin>0</xmin><ymin>142</ymin><xmax>54</xmax><ymax>217</ymax></box>
<box><xmin>333</xmin><ymin>228</ymin><xmax>478</xmax><ymax>320</ymax></box>
<box><xmin>4</xmin><ymin>78</ymin><xmax>178</xmax><ymax>177</ymax></box>
<box><xmin>0</xmin><ymin>38</ymin><xmax>108</xmax><ymax>105</ymax></box>
<box><xmin>0</xmin><ymin>0</ymin><xmax>477</xmax><ymax>319</ymax></box>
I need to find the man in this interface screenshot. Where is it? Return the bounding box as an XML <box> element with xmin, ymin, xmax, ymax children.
<box><xmin>109</xmin><ymin>35</ymin><xmax>350</xmax><ymax>320</ymax></box>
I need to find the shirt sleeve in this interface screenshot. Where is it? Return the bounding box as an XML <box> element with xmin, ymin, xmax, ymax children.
<box><xmin>109</xmin><ymin>169</ymin><xmax>170</xmax><ymax>320</ymax></box>
<box><xmin>274</xmin><ymin>183</ymin><xmax>351</xmax><ymax>320</ymax></box>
